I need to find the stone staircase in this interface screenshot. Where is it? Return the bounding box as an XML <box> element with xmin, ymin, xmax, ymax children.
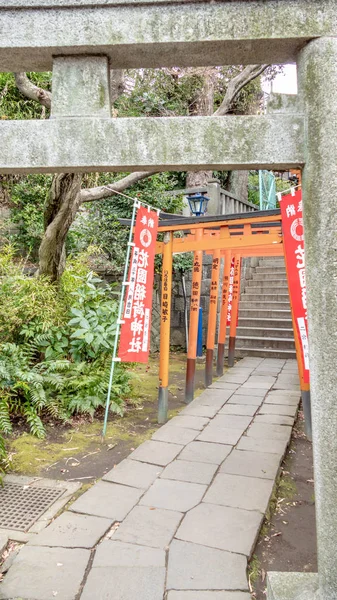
<box><xmin>234</xmin><ymin>256</ymin><xmax>296</xmax><ymax>359</ymax></box>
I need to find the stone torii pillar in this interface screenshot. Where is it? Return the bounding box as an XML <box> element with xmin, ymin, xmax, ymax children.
<box><xmin>268</xmin><ymin>37</ymin><xmax>337</xmax><ymax>600</ymax></box>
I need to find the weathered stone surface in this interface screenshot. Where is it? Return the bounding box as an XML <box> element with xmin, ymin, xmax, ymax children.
<box><xmin>152</xmin><ymin>424</ymin><xmax>198</xmax><ymax>445</ymax></box>
<box><xmin>139</xmin><ymin>479</ymin><xmax>206</xmax><ymax>512</ymax></box>
<box><xmin>103</xmin><ymin>458</ymin><xmax>162</xmax><ymax>489</ymax></box>
<box><xmin>267</xmin><ymin>571</ymin><xmax>318</xmax><ymax>600</ymax></box>
<box><xmin>2</xmin><ymin>1</ymin><xmax>337</xmax><ymax>73</ymax></box>
<box><xmin>219</xmin><ymin>404</ymin><xmax>257</xmax><ymax>416</ymax></box>
<box><xmin>128</xmin><ymin>440</ymin><xmax>183</xmax><ymax>466</ymax></box>
<box><xmin>113</xmin><ymin>505</ymin><xmax>182</xmax><ymax>549</ymax></box>
<box><xmin>167</xmin><ymin>592</ymin><xmax>251</xmax><ymax>600</ymax></box>
<box><xmin>247</xmin><ymin>423</ymin><xmax>292</xmax><ymax>441</ymax></box>
<box><xmin>70</xmin><ymin>481</ymin><xmax>142</xmax><ymax>520</ymax></box>
<box><xmin>178</xmin><ymin>441</ymin><xmax>232</xmax><ymax>465</ymax></box>
<box><xmin>93</xmin><ymin>540</ymin><xmax>165</xmax><ymax>567</ymax></box>
<box><xmin>259</xmin><ymin>403</ymin><xmax>298</xmax><ymax>417</ymax></box>
<box><xmin>197</xmin><ymin>425</ymin><xmax>243</xmax><ymax>446</ymax></box>
<box><xmin>220</xmin><ymin>449</ymin><xmax>281</xmax><ymax>480</ymax></box>
<box><xmin>167</xmin><ymin>415</ymin><xmax>209</xmax><ymax>431</ymax></box>
<box><xmin>210</xmin><ymin>381</ymin><xmax>240</xmax><ymax>391</ymax></box>
<box><xmin>0</xmin><ymin>534</ymin><xmax>8</xmax><ymax>555</ymax></box>
<box><xmin>237</xmin><ymin>436</ymin><xmax>287</xmax><ymax>456</ymax></box>
<box><xmin>254</xmin><ymin>414</ymin><xmax>294</xmax><ymax>426</ymax></box>
<box><xmin>264</xmin><ymin>396</ymin><xmax>299</xmax><ymax>406</ymax></box>
<box><xmin>81</xmin><ymin>566</ymin><xmax>166</xmax><ymax>600</ymax></box>
<box><xmin>240</xmin><ymin>380</ymin><xmax>271</xmax><ymax>391</ymax></box>
<box><xmin>51</xmin><ymin>56</ymin><xmax>111</xmax><ymax>118</ymax></box>
<box><xmin>204</xmin><ymin>473</ymin><xmax>274</xmax><ymax>513</ymax></box>
<box><xmin>179</xmin><ymin>403</ymin><xmax>219</xmax><ymax>418</ymax></box>
<box><xmin>211</xmin><ymin>414</ymin><xmax>252</xmax><ymax>430</ymax></box>
<box><xmin>219</xmin><ymin>374</ymin><xmax>249</xmax><ymax>384</ymax></box>
<box><xmin>193</xmin><ymin>389</ymin><xmax>234</xmax><ymax>407</ymax></box>
<box><xmin>161</xmin><ymin>459</ymin><xmax>217</xmax><ymax>485</ymax></box>
<box><xmin>0</xmin><ymin>115</ymin><xmax>305</xmax><ymax>175</ymax></box>
<box><xmin>167</xmin><ymin>539</ymin><xmax>247</xmax><ymax>590</ymax></box>
<box><xmin>246</xmin><ymin>375</ymin><xmax>276</xmax><ymax>386</ymax></box>
<box><xmin>28</xmin><ymin>511</ymin><xmax>112</xmax><ymax>548</ymax></box>
<box><xmin>176</xmin><ymin>503</ymin><xmax>262</xmax><ymax>556</ymax></box>
<box><xmin>0</xmin><ymin>546</ymin><xmax>90</xmax><ymax>600</ymax></box>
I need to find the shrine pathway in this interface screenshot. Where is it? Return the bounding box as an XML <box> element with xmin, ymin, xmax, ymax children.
<box><xmin>0</xmin><ymin>357</ymin><xmax>300</xmax><ymax>600</ymax></box>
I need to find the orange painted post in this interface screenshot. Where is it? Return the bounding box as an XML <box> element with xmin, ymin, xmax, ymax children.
<box><xmin>216</xmin><ymin>250</ymin><xmax>231</xmax><ymax>376</ymax></box>
<box><xmin>228</xmin><ymin>254</ymin><xmax>241</xmax><ymax>367</ymax></box>
<box><xmin>158</xmin><ymin>231</ymin><xmax>173</xmax><ymax>423</ymax></box>
<box><xmin>205</xmin><ymin>249</ymin><xmax>221</xmax><ymax>387</ymax></box>
<box><xmin>185</xmin><ymin>228</ymin><xmax>203</xmax><ymax>403</ymax></box>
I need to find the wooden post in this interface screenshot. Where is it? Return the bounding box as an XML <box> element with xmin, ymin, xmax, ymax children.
<box><xmin>216</xmin><ymin>250</ymin><xmax>231</xmax><ymax>376</ymax></box>
<box><xmin>228</xmin><ymin>254</ymin><xmax>241</xmax><ymax>367</ymax></box>
<box><xmin>158</xmin><ymin>231</ymin><xmax>173</xmax><ymax>423</ymax></box>
<box><xmin>205</xmin><ymin>249</ymin><xmax>221</xmax><ymax>387</ymax></box>
<box><xmin>185</xmin><ymin>228</ymin><xmax>203</xmax><ymax>403</ymax></box>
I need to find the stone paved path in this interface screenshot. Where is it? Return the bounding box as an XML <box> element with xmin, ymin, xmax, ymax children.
<box><xmin>0</xmin><ymin>357</ymin><xmax>300</xmax><ymax>600</ymax></box>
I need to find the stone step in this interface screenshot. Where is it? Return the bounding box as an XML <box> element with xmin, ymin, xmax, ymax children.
<box><xmin>240</xmin><ymin>300</ymin><xmax>291</xmax><ymax>310</ymax></box>
<box><xmin>239</xmin><ymin>308</ymin><xmax>292</xmax><ymax>319</ymax></box>
<box><xmin>252</xmin><ymin>273</ymin><xmax>288</xmax><ymax>282</ymax></box>
<box><xmin>234</xmin><ymin>335</ymin><xmax>296</xmax><ymax>350</ymax></box>
<box><xmin>258</xmin><ymin>259</ymin><xmax>286</xmax><ymax>266</ymax></box>
<box><xmin>233</xmin><ymin>347</ymin><xmax>297</xmax><ymax>359</ymax></box>
<box><xmin>255</xmin><ymin>267</ymin><xmax>287</xmax><ymax>274</ymax></box>
<box><xmin>238</xmin><ymin>317</ymin><xmax>293</xmax><ymax>329</ymax></box>
<box><xmin>242</xmin><ymin>292</ymin><xmax>290</xmax><ymax>302</ymax></box>
<box><xmin>236</xmin><ymin>326</ymin><xmax>294</xmax><ymax>339</ymax></box>
<box><xmin>246</xmin><ymin>280</ymin><xmax>289</xmax><ymax>289</ymax></box>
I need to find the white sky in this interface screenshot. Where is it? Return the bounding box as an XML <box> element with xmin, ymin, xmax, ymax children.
<box><xmin>263</xmin><ymin>64</ymin><xmax>298</xmax><ymax>95</ymax></box>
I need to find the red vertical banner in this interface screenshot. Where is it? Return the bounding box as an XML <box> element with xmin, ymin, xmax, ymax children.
<box><xmin>226</xmin><ymin>257</ymin><xmax>237</xmax><ymax>325</ymax></box>
<box><xmin>280</xmin><ymin>189</ymin><xmax>310</xmax><ymax>384</ymax></box>
<box><xmin>118</xmin><ymin>206</ymin><xmax>159</xmax><ymax>363</ymax></box>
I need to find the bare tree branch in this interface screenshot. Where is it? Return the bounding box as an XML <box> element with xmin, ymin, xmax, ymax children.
<box><xmin>214</xmin><ymin>64</ymin><xmax>268</xmax><ymax>116</ymax></box>
<box><xmin>14</xmin><ymin>72</ymin><xmax>52</xmax><ymax>109</ymax></box>
<box><xmin>80</xmin><ymin>171</ymin><xmax>158</xmax><ymax>203</ymax></box>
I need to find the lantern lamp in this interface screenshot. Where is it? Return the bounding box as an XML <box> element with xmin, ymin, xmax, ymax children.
<box><xmin>186</xmin><ymin>193</ymin><xmax>210</xmax><ymax>217</ymax></box>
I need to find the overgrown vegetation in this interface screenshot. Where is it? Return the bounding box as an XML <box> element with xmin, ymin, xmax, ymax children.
<box><xmin>0</xmin><ymin>245</ymin><xmax>132</xmax><ymax>472</ymax></box>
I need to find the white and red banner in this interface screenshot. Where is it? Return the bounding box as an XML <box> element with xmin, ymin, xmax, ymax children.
<box><xmin>280</xmin><ymin>189</ymin><xmax>310</xmax><ymax>384</ymax></box>
<box><xmin>118</xmin><ymin>206</ymin><xmax>159</xmax><ymax>363</ymax></box>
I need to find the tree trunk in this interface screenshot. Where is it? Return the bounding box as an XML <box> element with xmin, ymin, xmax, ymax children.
<box><xmin>226</xmin><ymin>170</ymin><xmax>249</xmax><ymax>203</ymax></box>
<box><xmin>38</xmin><ymin>173</ymin><xmax>82</xmax><ymax>281</ymax></box>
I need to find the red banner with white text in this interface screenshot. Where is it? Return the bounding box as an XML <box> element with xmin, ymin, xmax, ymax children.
<box><xmin>280</xmin><ymin>189</ymin><xmax>310</xmax><ymax>384</ymax></box>
<box><xmin>118</xmin><ymin>206</ymin><xmax>159</xmax><ymax>363</ymax></box>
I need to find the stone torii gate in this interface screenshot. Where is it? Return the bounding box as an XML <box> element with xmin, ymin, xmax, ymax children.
<box><xmin>0</xmin><ymin>2</ymin><xmax>336</xmax><ymax>599</ymax></box>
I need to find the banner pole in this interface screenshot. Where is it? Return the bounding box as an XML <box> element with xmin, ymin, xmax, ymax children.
<box><xmin>102</xmin><ymin>200</ymin><xmax>139</xmax><ymax>439</ymax></box>
<box><xmin>216</xmin><ymin>249</ymin><xmax>231</xmax><ymax>376</ymax></box>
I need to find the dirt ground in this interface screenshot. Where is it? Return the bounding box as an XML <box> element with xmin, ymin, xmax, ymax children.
<box><xmin>7</xmin><ymin>353</ymin><xmax>211</xmax><ymax>483</ymax></box>
<box><xmin>250</xmin><ymin>408</ymin><xmax>317</xmax><ymax>598</ymax></box>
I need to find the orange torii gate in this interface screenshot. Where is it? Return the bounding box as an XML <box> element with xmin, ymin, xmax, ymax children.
<box><xmin>154</xmin><ymin>209</ymin><xmax>309</xmax><ymax>424</ymax></box>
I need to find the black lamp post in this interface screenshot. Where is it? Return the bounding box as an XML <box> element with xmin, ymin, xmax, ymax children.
<box><xmin>186</xmin><ymin>193</ymin><xmax>210</xmax><ymax>217</ymax></box>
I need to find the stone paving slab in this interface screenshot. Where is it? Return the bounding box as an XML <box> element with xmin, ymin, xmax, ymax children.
<box><xmin>167</xmin><ymin>539</ymin><xmax>247</xmax><ymax>590</ymax></box>
<box><xmin>28</xmin><ymin>511</ymin><xmax>112</xmax><ymax>548</ymax></box>
<box><xmin>81</xmin><ymin>565</ymin><xmax>166</xmax><ymax>600</ymax></box>
<box><xmin>254</xmin><ymin>414</ymin><xmax>295</xmax><ymax>426</ymax></box>
<box><xmin>139</xmin><ymin>478</ymin><xmax>206</xmax><ymax>512</ymax></box>
<box><xmin>0</xmin><ymin>359</ymin><xmax>300</xmax><ymax>600</ymax></box>
<box><xmin>103</xmin><ymin>458</ymin><xmax>162</xmax><ymax>488</ymax></box>
<box><xmin>0</xmin><ymin>546</ymin><xmax>90</xmax><ymax>600</ymax></box>
<box><xmin>247</xmin><ymin>423</ymin><xmax>292</xmax><ymax>441</ymax></box>
<box><xmin>167</xmin><ymin>592</ymin><xmax>251</xmax><ymax>600</ymax></box>
<box><xmin>168</xmin><ymin>415</ymin><xmax>210</xmax><ymax>430</ymax></box>
<box><xmin>152</xmin><ymin>423</ymin><xmax>198</xmax><ymax>445</ymax></box>
<box><xmin>212</xmin><ymin>414</ymin><xmax>253</xmax><ymax>430</ymax></box>
<box><xmin>237</xmin><ymin>436</ymin><xmax>288</xmax><ymax>455</ymax></box>
<box><xmin>176</xmin><ymin>502</ymin><xmax>263</xmax><ymax>556</ymax></box>
<box><xmin>70</xmin><ymin>481</ymin><xmax>142</xmax><ymax>520</ymax></box>
<box><xmin>161</xmin><ymin>459</ymin><xmax>218</xmax><ymax>484</ymax></box>
<box><xmin>0</xmin><ymin>534</ymin><xmax>8</xmax><ymax>555</ymax></box>
<box><xmin>258</xmin><ymin>403</ymin><xmax>298</xmax><ymax>417</ymax></box>
<box><xmin>113</xmin><ymin>505</ymin><xmax>183</xmax><ymax>548</ymax></box>
<box><xmin>197</xmin><ymin>424</ymin><xmax>244</xmax><ymax>445</ymax></box>
<box><xmin>220</xmin><ymin>449</ymin><xmax>281</xmax><ymax>480</ymax></box>
<box><xmin>203</xmin><ymin>473</ymin><xmax>274</xmax><ymax>513</ymax></box>
<box><xmin>128</xmin><ymin>439</ymin><xmax>183</xmax><ymax>466</ymax></box>
<box><xmin>177</xmin><ymin>441</ymin><xmax>232</xmax><ymax>465</ymax></box>
<box><xmin>219</xmin><ymin>404</ymin><xmax>257</xmax><ymax>416</ymax></box>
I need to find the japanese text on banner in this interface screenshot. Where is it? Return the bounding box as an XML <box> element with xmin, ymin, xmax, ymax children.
<box><xmin>118</xmin><ymin>206</ymin><xmax>159</xmax><ymax>363</ymax></box>
<box><xmin>280</xmin><ymin>189</ymin><xmax>310</xmax><ymax>383</ymax></box>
